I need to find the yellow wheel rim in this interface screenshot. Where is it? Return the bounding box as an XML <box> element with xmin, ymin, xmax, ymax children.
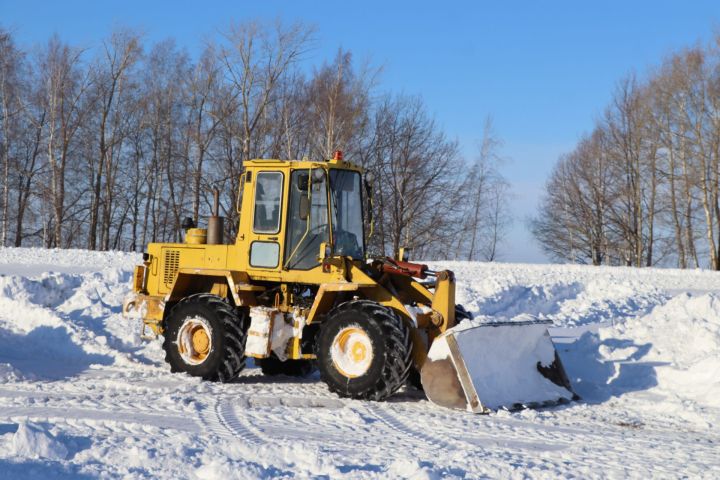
<box><xmin>331</xmin><ymin>326</ymin><xmax>373</xmax><ymax>378</ymax></box>
<box><xmin>192</xmin><ymin>328</ymin><xmax>210</xmax><ymax>355</ymax></box>
<box><xmin>177</xmin><ymin>318</ymin><xmax>213</xmax><ymax>365</ymax></box>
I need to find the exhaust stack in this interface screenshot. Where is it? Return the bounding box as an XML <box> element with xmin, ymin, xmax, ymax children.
<box><xmin>207</xmin><ymin>189</ymin><xmax>224</xmax><ymax>245</ymax></box>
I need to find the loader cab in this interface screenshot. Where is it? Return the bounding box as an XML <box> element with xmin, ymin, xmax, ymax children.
<box><xmin>235</xmin><ymin>156</ymin><xmax>365</xmax><ymax>276</ymax></box>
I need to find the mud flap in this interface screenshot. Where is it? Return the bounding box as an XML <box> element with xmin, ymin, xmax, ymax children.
<box><xmin>420</xmin><ymin>320</ymin><xmax>576</xmax><ymax>413</ymax></box>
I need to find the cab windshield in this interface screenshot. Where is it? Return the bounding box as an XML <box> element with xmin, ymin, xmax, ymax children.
<box><xmin>329</xmin><ymin>169</ymin><xmax>364</xmax><ymax>260</ymax></box>
<box><xmin>284</xmin><ymin>168</ymin><xmax>365</xmax><ymax>270</ymax></box>
<box><xmin>284</xmin><ymin>168</ymin><xmax>329</xmax><ymax>270</ymax></box>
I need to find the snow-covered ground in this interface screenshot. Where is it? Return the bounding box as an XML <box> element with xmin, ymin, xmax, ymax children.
<box><xmin>0</xmin><ymin>248</ymin><xmax>718</xmax><ymax>479</ymax></box>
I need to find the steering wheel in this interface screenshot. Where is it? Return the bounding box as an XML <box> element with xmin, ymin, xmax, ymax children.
<box><xmin>334</xmin><ymin>229</ymin><xmax>362</xmax><ymax>258</ymax></box>
<box><xmin>305</xmin><ymin>224</ymin><xmax>328</xmax><ymax>238</ymax></box>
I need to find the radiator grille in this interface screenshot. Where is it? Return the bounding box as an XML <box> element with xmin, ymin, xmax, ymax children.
<box><xmin>163</xmin><ymin>249</ymin><xmax>180</xmax><ymax>286</ymax></box>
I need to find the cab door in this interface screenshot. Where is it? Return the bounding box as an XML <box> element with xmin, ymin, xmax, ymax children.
<box><xmin>247</xmin><ymin>170</ymin><xmax>285</xmax><ymax>272</ymax></box>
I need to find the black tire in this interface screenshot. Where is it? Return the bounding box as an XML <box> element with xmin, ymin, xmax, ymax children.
<box><xmin>162</xmin><ymin>293</ymin><xmax>247</xmax><ymax>382</ymax></box>
<box><xmin>407</xmin><ymin>366</ymin><xmax>423</xmax><ymax>391</ymax></box>
<box><xmin>258</xmin><ymin>354</ymin><xmax>315</xmax><ymax>377</ymax></box>
<box><xmin>316</xmin><ymin>300</ymin><xmax>412</xmax><ymax>401</ymax></box>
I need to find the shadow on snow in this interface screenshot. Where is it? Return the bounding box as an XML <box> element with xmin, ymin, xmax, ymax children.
<box><xmin>558</xmin><ymin>332</ymin><xmax>667</xmax><ymax>404</ymax></box>
<box><xmin>0</xmin><ymin>326</ymin><xmax>113</xmax><ymax>380</ymax></box>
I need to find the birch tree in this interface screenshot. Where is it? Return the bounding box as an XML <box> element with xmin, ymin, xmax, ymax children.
<box><xmin>40</xmin><ymin>35</ymin><xmax>91</xmax><ymax>247</ymax></box>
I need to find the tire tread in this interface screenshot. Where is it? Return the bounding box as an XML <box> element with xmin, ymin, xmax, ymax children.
<box><xmin>162</xmin><ymin>293</ymin><xmax>247</xmax><ymax>383</ymax></box>
<box><xmin>318</xmin><ymin>300</ymin><xmax>412</xmax><ymax>401</ymax></box>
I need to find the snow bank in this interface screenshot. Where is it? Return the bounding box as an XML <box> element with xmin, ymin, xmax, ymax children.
<box><xmin>0</xmin><ymin>246</ymin><xmax>139</xmax><ymax>274</ymax></box>
<box><xmin>428</xmin><ymin>258</ymin><xmax>720</xmax><ymax>418</ymax></box>
<box><xmin>0</xmin><ymin>362</ymin><xmax>22</xmax><ymax>382</ymax></box>
<box><xmin>194</xmin><ymin>441</ymin><xmax>338</xmax><ymax>479</ymax></box>
<box><xmin>432</xmin><ymin>260</ymin><xmax>720</xmax><ymax>326</ymax></box>
<box><xmin>562</xmin><ymin>292</ymin><xmax>720</xmax><ymax>417</ymax></box>
<box><xmin>0</xmin><ymin>247</ymin><xmax>160</xmax><ymax>382</ymax></box>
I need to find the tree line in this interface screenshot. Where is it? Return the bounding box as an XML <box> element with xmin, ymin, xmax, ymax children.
<box><xmin>533</xmin><ymin>36</ymin><xmax>720</xmax><ymax>269</ymax></box>
<box><xmin>0</xmin><ymin>21</ymin><xmax>509</xmax><ymax>261</ymax></box>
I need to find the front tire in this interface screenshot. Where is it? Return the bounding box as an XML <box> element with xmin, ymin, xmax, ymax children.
<box><xmin>162</xmin><ymin>294</ymin><xmax>247</xmax><ymax>382</ymax></box>
<box><xmin>317</xmin><ymin>300</ymin><xmax>412</xmax><ymax>401</ymax></box>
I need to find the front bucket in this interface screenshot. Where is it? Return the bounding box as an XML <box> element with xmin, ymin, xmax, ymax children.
<box><xmin>420</xmin><ymin>320</ymin><xmax>575</xmax><ymax>413</ymax></box>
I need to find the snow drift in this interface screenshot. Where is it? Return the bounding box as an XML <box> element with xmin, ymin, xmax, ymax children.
<box><xmin>564</xmin><ymin>292</ymin><xmax>720</xmax><ymax>413</ymax></box>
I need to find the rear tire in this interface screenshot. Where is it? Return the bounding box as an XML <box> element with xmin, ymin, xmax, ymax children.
<box><xmin>258</xmin><ymin>355</ymin><xmax>315</xmax><ymax>377</ymax></box>
<box><xmin>317</xmin><ymin>300</ymin><xmax>412</xmax><ymax>401</ymax></box>
<box><xmin>162</xmin><ymin>294</ymin><xmax>247</xmax><ymax>382</ymax></box>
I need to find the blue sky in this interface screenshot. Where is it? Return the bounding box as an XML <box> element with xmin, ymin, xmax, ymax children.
<box><xmin>2</xmin><ymin>0</ymin><xmax>719</xmax><ymax>262</ymax></box>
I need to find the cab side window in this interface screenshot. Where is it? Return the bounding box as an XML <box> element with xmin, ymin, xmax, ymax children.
<box><xmin>253</xmin><ymin>172</ymin><xmax>283</xmax><ymax>233</ymax></box>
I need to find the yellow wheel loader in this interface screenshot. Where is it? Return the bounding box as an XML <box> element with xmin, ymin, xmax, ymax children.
<box><xmin>123</xmin><ymin>152</ymin><xmax>575</xmax><ymax>412</ymax></box>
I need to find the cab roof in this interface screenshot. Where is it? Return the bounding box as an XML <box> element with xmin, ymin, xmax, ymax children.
<box><xmin>242</xmin><ymin>156</ymin><xmax>363</xmax><ymax>172</ymax></box>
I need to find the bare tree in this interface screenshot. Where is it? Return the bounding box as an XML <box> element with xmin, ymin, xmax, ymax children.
<box><xmin>364</xmin><ymin>95</ymin><xmax>461</xmax><ymax>258</ymax></box>
<box><xmin>39</xmin><ymin>35</ymin><xmax>92</xmax><ymax>247</ymax></box>
<box><xmin>305</xmin><ymin>49</ymin><xmax>375</xmax><ymax>160</ymax></box>
<box><xmin>534</xmin><ymin>37</ymin><xmax>720</xmax><ymax>269</ymax></box>
<box><xmin>87</xmin><ymin>29</ymin><xmax>142</xmax><ymax>250</ymax></box>
<box><xmin>532</xmin><ymin>130</ymin><xmax>617</xmax><ymax>265</ymax></box>
<box><xmin>0</xmin><ymin>29</ymin><xmax>23</xmax><ymax>246</ymax></box>
<box><xmin>220</xmin><ymin>20</ymin><xmax>313</xmax><ymax>162</ymax></box>
<box><xmin>13</xmin><ymin>65</ymin><xmax>47</xmax><ymax>247</ymax></box>
<box><xmin>185</xmin><ymin>44</ymin><xmax>227</xmax><ymax>224</ymax></box>
<box><xmin>462</xmin><ymin>117</ymin><xmax>510</xmax><ymax>261</ymax></box>
<box><xmin>0</xmin><ymin>20</ymin><xmax>512</xmax><ymax>261</ymax></box>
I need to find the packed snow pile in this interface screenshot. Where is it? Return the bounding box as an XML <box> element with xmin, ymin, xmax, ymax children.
<box><xmin>0</xmin><ymin>247</ymin><xmax>158</xmax><ymax>384</ymax></box>
<box><xmin>0</xmin><ymin>247</ymin><xmax>138</xmax><ymax>275</ymax></box>
<box><xmin>437</xmin><ymin>260</ymin><xmax>719</xmax><ymax>326</ymax></box>
<box><xmin>9</xmin><ymin>422</ymin><xmax>68</xmax><ymax>461</ymax></box>
<box><xmin>567</xmin><ymin>293</ymin><xmax>720</xmax><ymax>413</ymax></box>
<box><xmin>0</xmin><ymin>247</ymin><xmax>718</xmax><ymax>478</ymax></box>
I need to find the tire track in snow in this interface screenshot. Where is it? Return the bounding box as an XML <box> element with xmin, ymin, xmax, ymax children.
<box><xmin>366</xmin><ymin>404</ymin><xmax>647</xmax><ymax>476</ymax></box>
<box><xmin>188</xmin><ymin>394</ymin><xmax>720</xmax><ymax>478</ymax></box>
<box><xmin>365</xmin><ymin>404</ymin><xmax>573</xmax><ymax>454</ymax></box>
<box><xmin>363</xmin><ymin>404</ymin><xmax>456</xmax><ymax>450</ymax></box>
<box><xmin>483</xmin><ymin>412</ymin><xmax>720</xmax><ymax>460</ymax></box>
<box><xmin>0</xmin><ymin>387</ymin><xmax>193</xmax><ymax>418</ymax></box>
<box><xmin>0</xmin><ymin>406</ymin><xmax>199</xmax><ymax>435</ymax></box>
<box><xmin>208</xmin><ymin>396</ymin><xmax>382</xmax><ymax>450</ymax></box>
<box><xmin>208</xmin><ymin>394</ymin><xmax>572</xmax><ymax>456</ymax></box>
<box><xmin>207</xmin><ymin>397</ymin><xmax>265</xmax><ymax>446</ymax></box>
<box><xmin>431</xmin><ymin>409</ymin><xmax>696</xmax><ymax>476</ymax></box>
<box><xmin>0</xmin><ymin>378</ymin><xmax>715</xmax><ymax>475</ymax></box>
<box><xmin>442</xmin><ymin>413</ymin><xmax>714</xmax><ymax>476</ymax></box>
<box><xmin>363</xmin><ymin>402</ymin><xmax>717</xmax><ymax>477</ymax></box>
